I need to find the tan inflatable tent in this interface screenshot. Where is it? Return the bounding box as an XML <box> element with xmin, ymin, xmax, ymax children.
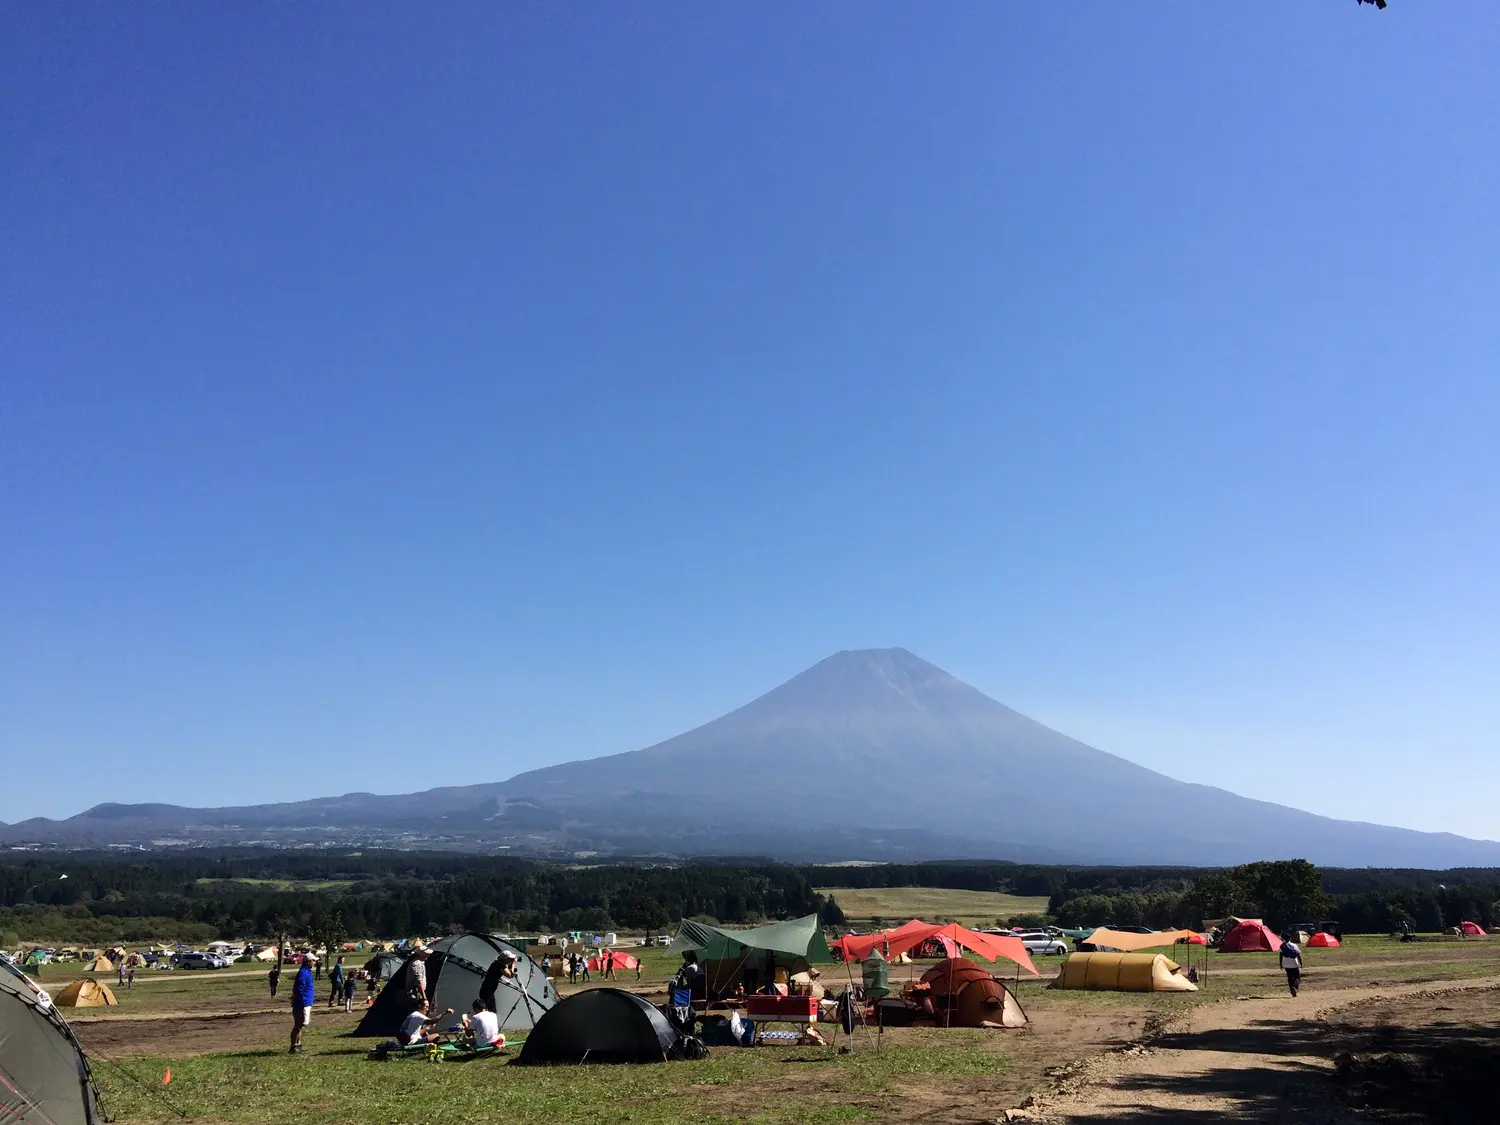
<box><xmin>1052</xmin><ymin>952</ymin><xmax>1198</xmax><ymax>993</ymax></box>
<box><xmin>54</xmin><ymin>978</ymin><xmax>119</xmax><ymax>1007</ymax></box>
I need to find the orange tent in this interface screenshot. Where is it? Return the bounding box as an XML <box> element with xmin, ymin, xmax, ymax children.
<box><xmin>586</xmin><ymin>950</ymin><xmax>639</xmax><ymax>972</ymax></box>
<box><xmin>1307</xmin><ymin>932</ymin><xmax>1340</xmax><ymax>948</ymax></box>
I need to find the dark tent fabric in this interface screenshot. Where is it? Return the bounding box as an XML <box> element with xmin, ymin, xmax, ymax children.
<box><xmin>0</xmin><ymin>960</ymin><xmax>102</xmax><ymax>1125</ymax></box>
<box><xmin>353</xmin><ymin>934</ymin><xmax>555</xmax><ymax>1038</ymax></box>
<box><xmin>363</xmin><ymin>951</ymin><xmax>405</xmax><ymax>983</ymax></box>
<box><xmin>516</xmin><ymin>989</ymin><xmax>678</xmax><ymax>1065</ymax></box>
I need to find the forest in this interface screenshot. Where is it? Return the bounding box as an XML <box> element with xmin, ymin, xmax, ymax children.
<box><xmin>1</xmin><ymin>851</ymin><xmax>1496</xmax><ymax>944</ymax></box>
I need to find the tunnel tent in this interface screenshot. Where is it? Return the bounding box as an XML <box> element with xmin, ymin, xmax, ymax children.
<box><xmin>0</xmin><ymin>959</ymin><xmax>104</xmax><ymax>1124</ymax></box>
<box><xmin>1052</xmin><ymin>952</ymin><xmax>1199</xmax><ymax>993</ymax></box>
<box><xmin>354</xmin><ymin>933</ymin><xmax>555</xmax><ymax>1038</ymax></box>
<box><xmin>52</xmin><ymin>981</ymin><xmax>117</xmax><ymax>1009</ymax></box>
<box><xmin>516</xmin><ymin>989</ymin><xmax>680</xmax><ymax>1065</ymax></box>
<box><xmin>1219</xmin><ymin>921</ymin><xmax>1282</xmax><ymax>953</ymax></box>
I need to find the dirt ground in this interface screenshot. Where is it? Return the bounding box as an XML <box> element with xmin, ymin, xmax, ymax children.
<box><xmin>1023</xmin><ymin>977</ymin><xmax>1500</xmax><ymax>1124</ymax></box>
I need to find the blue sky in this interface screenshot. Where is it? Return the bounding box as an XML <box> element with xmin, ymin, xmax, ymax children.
<box><xmin>4</xmin><ymin>2</ymin><xmax>1497</xmax><ymax>840</ymax></box>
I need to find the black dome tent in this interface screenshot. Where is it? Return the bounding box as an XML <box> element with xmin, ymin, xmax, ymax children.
<box><xmin>353</xmin><ymin>933</ymin><xmax>555</xmax><ymax>1038</ymax></box>
<box><xmin>0</xmin><ymin>960</ymin><xmax>103</xmax><ymax>1125</ymax></box>
<box><xmin>516</xmin><ymin>989</ymin><xmax>680</xmax><ymax>1065</ymax></box>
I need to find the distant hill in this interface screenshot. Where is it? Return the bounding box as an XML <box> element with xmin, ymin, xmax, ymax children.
<box><xmin>6</xmin><ymin>647</ymin><xmax>1498</xmax><ymax>867</ymax></box>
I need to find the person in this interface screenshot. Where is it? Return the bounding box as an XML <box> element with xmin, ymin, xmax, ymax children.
<box><xmin>405</xmin><ymin>947</ymin><xmax>431</xmax><ymax>1008</ymax></box>
<box><xmin>580</xmin><ymin>954</ymin><xmax>591</xmax><ymax>983</ymax></box>
<box><xmin>463</xmin><ymin>999</ymin><xmax>504</xmax><ymax>1050</ymax></box>
<box><xmin>1279</xmin><ymin>934</ymin><xmax>1304</xmax><ymax>997</ymax></box>
<box><xmin>269</xmin><ymin>963</ymin><xmax>281</xmax><ymax>998</ymax></box>
<box><xmin>540</xmin><ymin>953</ymin><xmax>551</xmax><ymax>977</ymax></box>
<box><xmin>398</xmin><ymin>1000</ymin><xmax>453</xmax><ymax>1047</ymax></box>
<box><xmin>478</xmin><ymin>950</ymin><xmax>518</xmax><ymax>1014</ymax></box>
<box><xmin>118</xmin><ymin>964</ymin><xmax>126</xmax><ymax>987</ymax></box>
<box><xmin>127</xmin><ymin>967</ymin><xmax>135</xmax><ymax>990</ymax></box>
<box><xmin>328</xmin><ymin>957</ymin><xmax>345</xmax><ymax>1008</ymax></box>
<box><xmin>567</xmin><ymin>952</ymin><xmax>579</xmax><ymax>984</ymax></box>
<box><xmin>290</xmin><ymin>957</ymin><xmax>316</xmax><ymax>1054</ymax></box>
<box><xmin>342</xmin><ymin>968</ymin><xmax>359</xmax><ymax>1012</ymax></box>
<box><xmin>602</xmin><ymin>949</ymin><xmax>615</xmax><ymax>980</ymax></box>
<box><xmin>635</xmin><ymin>957</ymin><xmax>642</xmax><ymax>983</ymax></box>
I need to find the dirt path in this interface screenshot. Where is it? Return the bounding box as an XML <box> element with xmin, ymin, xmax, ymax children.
<box><xmin>1022</xmin><ymin>975</ymin><xmax>1500</xmax><ymax>1123</ymax></box>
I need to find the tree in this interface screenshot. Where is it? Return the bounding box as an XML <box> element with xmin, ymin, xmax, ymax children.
<box><xmin>622</xmin><ymin>895</ymin><xmax>672</xmax><ymax>941</ymax></box>
<box><xmin>308</xmin><ymin>910</ymin><xmax>346</xmax><ymax>977</ymax></box>
<box><xmin>818</xmin><ymin>895</ymin><xmax>846</xmax><ymax>927</ymax></box>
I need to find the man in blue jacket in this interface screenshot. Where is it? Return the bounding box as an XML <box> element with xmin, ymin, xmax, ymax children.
<box><xmin>290</xmin><ymin>957</ymin><xmax>316</xmax><ymax>1053</ymax></box>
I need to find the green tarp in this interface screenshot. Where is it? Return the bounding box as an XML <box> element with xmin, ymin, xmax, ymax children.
<box><xmin>668</xmin><ymin>915</ymin><xmax>834</xmax><ymax>964</ymax></box>
<box><xmin>1059</xmin><ymin>928</ymin><xmax>1097</xmax><ymax>940</ymax></box>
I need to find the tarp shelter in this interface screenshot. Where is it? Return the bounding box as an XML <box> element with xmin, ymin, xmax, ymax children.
<box><xmin>1460</xmin><ymin>921</ymin><xmax>1487</xmax><ymax>936</ymax></box>
<box><xmin>1307</xmin><ymin>932</ymin><xmax>1341</xmax><ymax>948</ymax></box>
<box><xmin>53</xmin><ymin>981</ymin><xmax>117</xmax><ymax>1009</ymax></box>
<box><xmin>1083</xmin><ymin>929</ymin><xmax>1200</xmax><ymax>953</ymax></box>
<box><xmin>669</xmin><ymin>916</ymin><xmax>833</xmax><ymax>999</ymax></box>
<box><xmin>1053</xmin><ymin>953</ymin><xmax>1198</xmax><ymax>993</ymax></box>
<box><xmin>0</xmin><ymin>959</ymin><xmax>103</xmax><ymax>1124</ymax></box>
<box><xmin>917</xmin><ymin>959</ymin><xmax>1027</xmax><ymax>1028</ymax></box>
<box><xmin>587</xmin><ymin>951</ymin><xmax>639</xmax><ymax>973</ymax></box>
<box><xmin>517</xmin><ymin>989</ymin><xmax>679</xmax><ymax>1065</ymax></box>
<box><xmin>81</xmin><ymin>957</ymin><xmax>113</xmax><ymax>974</ymax></box>
<box><xmin>354</xmin><ymin>933</ymin><xmax>555</xmax><ymax>1038</ymax></box>
<box><xmin>1220</xmin><ymin>921</ymin><xmax>1282</xmax><ymax>953</ymax></box>
<box><xmin>840</xmin><ymin>922</ymin><xmax>1038</xmax><ymax>978</ymax></box>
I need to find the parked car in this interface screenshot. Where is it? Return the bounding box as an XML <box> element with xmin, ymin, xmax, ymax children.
<box><xmin>1016</xmin><ymin>931</ymin><xmax>1070</xmax><ymax>955</ymax></box>
<box><xmin>172</xmin><ymin>952</ymin><xmax>227</xmax><ymax>970</ymax></box>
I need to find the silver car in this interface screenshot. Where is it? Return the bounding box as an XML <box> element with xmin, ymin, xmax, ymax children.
<box><xmin>1016</xmin><ymin>931</ymin><xmax>1070</xmax><ymax>956</ymax></box>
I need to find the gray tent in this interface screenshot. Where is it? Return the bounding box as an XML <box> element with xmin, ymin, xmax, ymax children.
<box><xmin>0</xmin><ymin>961</ymin><xmax>102</xmax><ymax>1124</ymax></box>
<box><xmin>516</xmin><ymin>989</ymin><xmax>679</xmax><ymax>1065</ymax></box>
<box><xmin>362</xmin><ymin>951</ymin><xmax>405</xmax><ymax>983</ymax></box>
<box><xmin>354</xmin><ymin>933</ymin><xmax>555</xmax><ymax>1038</ymax></box>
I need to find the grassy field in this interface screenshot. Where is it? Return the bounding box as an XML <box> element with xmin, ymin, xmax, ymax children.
<box><xmin>50</xmin><ymin>933</ymin><xmax>1500</xmax><ymax>1124</ymax></box>
<box><xmin>817</xmin><ymin>886</ymin><xmax>1051</xmax><ymax>926</ymax></box>
<box><xmin>194</xmin><ymin>877</ymin><xmax>356</xmax><ymax>892</ymax></box>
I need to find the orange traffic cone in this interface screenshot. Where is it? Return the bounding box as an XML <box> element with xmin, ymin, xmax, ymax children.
<box><xmin>162</xmin><ymin>1068</ymin><xmax>172</xmax><ymax>1086</ymax></box>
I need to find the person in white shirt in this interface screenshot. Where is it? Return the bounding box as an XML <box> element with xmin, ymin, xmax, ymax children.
<box><xmin>398</xmin><ymin>1000</ymin><xmax>452</xmax><ymax>1046</ymax></box>
<box><xmin>463</xmin><ymin>999</ymin><xmax>505</xmax><ymax>1049</ymax></box>
<box><xmin>1278</xmin><ymin>936</ymin><xmax>1303</xmax><ymax>996</ymax></box>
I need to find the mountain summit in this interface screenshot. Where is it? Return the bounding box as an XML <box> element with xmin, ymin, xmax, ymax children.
<box><xmin>6</xmin><ymin>648</ymin><xmax>1497</xmax><ymax>866</ymax></box>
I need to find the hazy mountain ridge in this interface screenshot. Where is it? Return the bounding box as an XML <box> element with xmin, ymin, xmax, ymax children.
<box><xmin>5</xmin><ymin>648</ymin><xmax>1497</xmax><ymax>866</ymax></box>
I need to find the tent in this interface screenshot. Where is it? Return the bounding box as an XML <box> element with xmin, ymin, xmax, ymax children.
<box><xmin>0</xmin><ymin>959</ymin><xmax>103</xmax><ymax>1124</ymax></box>
<box><xmin>516</xmin><ymin>989</ymin><xmax>679</xmax><ymax>1065</ymax></box>
<box><xmin>839</xmin><ymin>921</ymin><xmax>1038</xmax><ymax>978</ymax></box>
<box><xmin>1052</xmin><ymin>953</ymin><xmax>1198</xmax><ymax>993</ymax></box>
<box><xmin>53</xmin><ymin>981</ymin><xmax>117</xmax><ymax>1009</ymax></box>
<box><xmin>1460</xmin><ymin>921</ymin><xmax>1487</xmax><ymax>936</ymax></box>
<box><xmin>917</xmin><ymin>959</ymin><xmax>1027</xmax><ymax>1028</ymax></box>
<box><xmin>669</xmin><ymin>916</ymin><xmax>833</xmax><ymax>999</ymax></box>
<box><xmin>1307</xmin><ymin>932</ymin><xmax>1341</xmax><ymax>948</ymax></box>
<box><xmin>354</xmin><ymin>933</ymin><xmax>555</xmax><ymax>1038</ymax></box>
<box><xmin>1219</xmin><ymin>921</ymin><xmax>1282</xmax><ymax>953</ymax></box>
<box><xmin>253</xmin><ymin>947</ymin><xmax>281</xmax><ymax>963</ymax></box>
<box><xmin>1082</xmin><ymin>929</ymin><xmax>1199</xmax><ymax>953</ymax></box>
<box><xmin>81</xmin><ymin>958</ymin><xmax>113</xmax><ymax>974</ymax></box>
<box><xmin>362</xmin><ymin>951</ymin><xmax>405</xmax><ymax>983</ymax></box>
<box><xmin>1176</xmin><ymin>933</ymin><xmax>1209</xmax><ymax>946</ymax></box>
<box><xmin>586</xmin><ymin>951</ymin><xmax>639</xmax><ymax>973</ymax></box>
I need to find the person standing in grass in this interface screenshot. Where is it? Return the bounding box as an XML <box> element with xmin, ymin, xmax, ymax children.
<box><xmin>290</xmin><ymin>958</ymin><xmax>315</xmax><ymax>1054</ymax></box>
<box><xmin>1278</xmin><ymin>934</ymin><xmax>1303</xmax><ymax>997</ymax></box>
<box><xmin>127</xmin><ymin>967</ymin><xmax>135</xmax><ymax>990</ymax></box>
<box><xmin>328</xmin><ymin>957</ymin><xmax>345</xmax><ymax>1008</ymax></box>
<box><xmin>342</xmin><ymin>969</ymin><xmax>359</xmax><ymax>1012</ymax></box>
<box><xmin>269</xmin><ymin>962</ymin><xmax>281</xmax><ymax>997</ymax></box>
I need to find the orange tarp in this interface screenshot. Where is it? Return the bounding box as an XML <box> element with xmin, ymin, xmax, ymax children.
<box><xmin>841</xmin><ymin>921</ymin><xmax>1037</xmax><ymax>977</ymax></box>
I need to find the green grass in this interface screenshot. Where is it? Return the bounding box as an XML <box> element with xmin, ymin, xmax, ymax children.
<box><xmin>817</xmin><ymin>887</ymin><xmax>1050</xmax><ymax>926</ymax></box>
<box><xmin>194</xmin><ymin>877</ymin><xmax>355</xmax><ymax>892</ymax></box>
<box><xmin>93</xmin><ymin>1027</ymin><xmax>1004</xmax><ymax>1125</ymax></box>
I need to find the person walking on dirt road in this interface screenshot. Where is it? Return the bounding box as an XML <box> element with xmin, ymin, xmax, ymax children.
<box><xmin>1279</xmin><ymin>935</ymin><xmax>1303</xmax><ymax>996</ymax></box>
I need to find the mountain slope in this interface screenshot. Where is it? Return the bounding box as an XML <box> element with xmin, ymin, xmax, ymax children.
<box><xmin>5</xmin><ymin>648</ymin><xmax>1496</xmax><ymax>866</ymax></box>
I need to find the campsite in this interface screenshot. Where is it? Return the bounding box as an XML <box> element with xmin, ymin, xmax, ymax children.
<box><xmin>6</xmin><ymin>906</ymin><xmax>1498</xmax><ymax>1125</ymax></box>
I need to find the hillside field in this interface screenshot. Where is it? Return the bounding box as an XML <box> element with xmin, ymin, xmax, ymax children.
<box><xmin>817</xmin><ymin>886</ymin><xmax>1050</xmax><ymax>925</ymax></box>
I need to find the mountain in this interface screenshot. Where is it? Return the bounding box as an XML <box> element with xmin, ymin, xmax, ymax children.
<box><xmin>6</xmin><ymin>648</ymin><xmax>1498</xmax><ymax>866</ymax></box>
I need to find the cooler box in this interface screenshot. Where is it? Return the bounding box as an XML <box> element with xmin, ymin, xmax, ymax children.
<box><xmin>744</xmin><ymin>995</ymin><xmax>818</xmax><ymax>1021</ymax></box>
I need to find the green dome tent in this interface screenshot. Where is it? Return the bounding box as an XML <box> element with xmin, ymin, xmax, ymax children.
<box><xmin>516</xmin><ymin>989</ymin><xmax>680</xmax><ymax>1065</ymax></box>
<box><xmin>353</xmin><ymin>933</ymin><xmax>555</xmax><ymax>1038</ymax></box>
<box><xmin>0</xmin><ymin>960</ymin><xmax>103</xmax><ymax>1124</ymax></box>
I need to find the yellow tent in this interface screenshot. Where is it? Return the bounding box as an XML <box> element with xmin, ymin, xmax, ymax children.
<box><xmin>83</xmin><ymin>956</ymin><xmax>115</xmax><ymax>973</ymax></box>
<box><xmin>1052</xmin><ymin>953</ymin><xmax>1198</xmax><ymax>993</ymax></box>
<box><xmin>55</xmin><ymin>979</ymin><xmax>119</xmax><ymax>1007</ymax></box>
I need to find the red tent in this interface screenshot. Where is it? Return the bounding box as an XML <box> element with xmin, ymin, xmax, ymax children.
<box><xmin>1307</xmin><ymin>932</ymin><xmax>1341</xmax><ymax>948</ymax></box>
<box><xmin>1176</xmin><ymin>932</ymin><xmax>1209</xmax><ymax>946</ymax></box>
<box><xmin>586</xmin><ymin>950</ymin><xmax>639</xmax><ymax>972</ymax></box>
<box><xmin>1219</xmin><ymin>921</ymin><xmax>1282</xmax><ymax>952</ymax></box>
<box><xmin>1460</xmin><ymin>921</ymin><xmax>1487</xmax><ymax>936</ymax></box>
